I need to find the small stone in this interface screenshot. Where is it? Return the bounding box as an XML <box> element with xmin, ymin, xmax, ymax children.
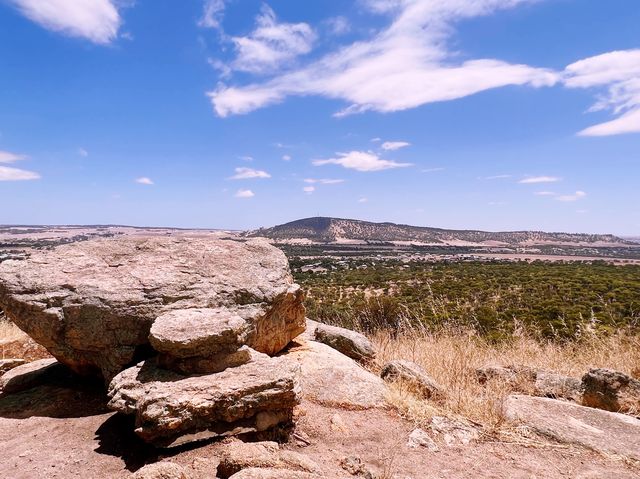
<box><xmin>407</xmin><ymin>428</ymin><xmax>439</xmax><ymax>451</ymax></box>
<box><xmin>313</xmin><ymin>323</ymin><xmax>376</xmax><ymax>363</ymax></box>
<box><xmin>430</xmin><ymin>416</ymin><xmax>479</xmax><ymax>447</ymax></box>
<box><xmin>380</xmin><ymin>360</ymin><xmax>443</xmax><ymax>400</ymax></box>
<box><xmin>330</xmin><ymin>413</ymin><xmax>348</xmax><ymax>433</ymax></box>
<box><xmin>131</xmin><ymin>462</ymin><xmax>190</xmax><ymax>479</ymax></box>
<box><xmin>582</xmin><ymin>368</ymin><xmax>640</xmax><ymax>414</ymax></box>
<box><xmin>339</xmin><ymin>456</ymin><xmax>377</xmax><ymax>478</ymax></box>
<box><xmin>0</xmin><ymin>358</ymin><xmax>61</xmax><ymax>394</ymax></box>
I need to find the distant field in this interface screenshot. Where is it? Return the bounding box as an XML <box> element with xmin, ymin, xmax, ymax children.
<box><xmin>293</xmin><ymin>259</ymin><xmax>640</xmax><ymax>340</ymax></box>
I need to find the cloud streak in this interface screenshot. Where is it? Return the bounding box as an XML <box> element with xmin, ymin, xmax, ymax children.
<box><xmin>229</xmin><ymin>167</ymin><xmax>271</xmax><ymax>180</ymax></box>
<box><xmin>519</xmin><ymin>176</ymin><xmax>561</xmax><ymax>184</ymax></box>
<box><xmin>313</xmin><ymin>150</ymin><xmax>411</xmax><ymax>172</ymax></box>
<box><xmin>7</xmin><ymin>0</ymin><xmax>122</xmax><ymax>44</ymax></box>
<box><xmin>209</xmin><ymin>0</ymin><xmax>557</xmax><ymax>117</ymax></box>
<box><xmin>0</xmin><ymin>166</ymin><xmax>40</xmax><ymax>181</ymax></box>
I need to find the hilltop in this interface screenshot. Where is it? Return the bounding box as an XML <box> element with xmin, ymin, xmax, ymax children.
<box><xmin>247</xmin><ymin>217</ymin><xmax>631</xmax><ymax>247</ymax></box>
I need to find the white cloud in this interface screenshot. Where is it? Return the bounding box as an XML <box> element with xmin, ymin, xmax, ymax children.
<box><xmin>199</xmin><ymin>0</ymin><xmax>225</xmax><ymax>29</ymax></box>
<box><xmin>421</xmin><ymin>167</ymin><xmax>444</xmax><ymax>173</ymax></box>
<box><xmin>282</xmin><ymin>154</ymin><xmax>292</xmax><ymax>161</ymax></box>
<box><xmin>324</xmin><ymin>16</ymin><xmax>350</xmax><ymax>36</ymax></box>
<box><xmin>0</xmin><ymin>150</ymin><xmax>27</xmax><ymax>163</ymax></box>
<box><xmin>313</xmin><ymin>150</ymin><xmax>411</xmax><ymax>172</ymax></box>
<box><xmin>381</xmin><ymin>141</ymin><xmax>410</xmax><ymax>151</ymax></box>
<box><xmin>235</xmin><ymin>188</ymin><xmax>255</xmax><ymax>198</ymax></box>
<box><xmin>303</xmin><ymin>185</ymin><xmax>315</xmax><ymax>194</ymax></box>
<box><xmin>229</xmin><ymin>167</ymin><xmax>271</xmax><ymax>179</ymax></box>
<box><xmin>518</xmin><ymin>176</ymin><xmax>561</xmax><ymax>184</ymax></box>
<box><xmin>564</xmin><ymin>50</ymin><xmax>640</xmax><ymax>136</ymax></box>
<box><xmin>370</xmin><ymin>137</ymin><xmax>382</xmax><ymax>143</ymax></box>
<box><xmin>238</xmin><ymin>155</ymin><xmax>254</xmax><ymax>162</ymax></box>
<box><xmin>135</xmin><ymin>177</ymin><xmax>154</xmax><ymax>185</ymax></box>
<box><xmin>0</xmin><ymin>166</ymin><xmax>40</xmax><ymax>181</ymax></box>
<box><xmin>7</xmin><ymin>0</ymin><xmax>122</xmax><ymax>44</ymax></box>
<box><xmin>209</xmin><ymin>0</ymin><xmax>557</xmax><ymax>117</ymax></box>
<box><xmin>78</xmin><ymin>147</ymin><xmax>89</xmax><ymax>157</ymax></box>
<box><xmin>304</xmin><ymin>178</ymin><xmax>345</xmax><ymax>184</ymax></box>
<box><xmin>555</xmin><ymin>191</ymin><xmax>587</xmax><ymax>202</ymax></box>
<box><xmin>534</xmin><ymin>191</ymin><xmax>556</xmax><ymax>196</ymax></box>
<box><xmin>358</xmin><ymin>197</ymin><xmax>368</xmax><ymax>203</ymax></box>
<box><xmin>230</xmin><ymin>5</ymin><xmax>316</xmax><ymax>74</ymax></box>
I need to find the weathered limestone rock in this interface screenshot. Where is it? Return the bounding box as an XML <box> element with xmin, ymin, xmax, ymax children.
<box><xmin>131</xmin><ymin>462</ymin><xmax>191</xmax><ymax>479</ymax></box>
<box><xmin>407</xmin><ymin>428</ymin><xmax>439</xmax><ymax>451</ymax></box>
<box><xmin>286</xmin><ymin>340</ymin><xmax>386</xmax><ymax>409</ymax></box>
<box><xmin>107</xmin><ymin>350</ymin><xmax>301</xmax><ymax>447</ymax></box>
<box><xmin>430</xmin><ymin>416</ymin><xmax>479</xmax><ymax>447</ymax></box>
<box><xmin>0</xmin><ymin>358</ymin><xmax>25</xmax><ymax>374</ymax></box>
<box><xmin>534</xmin><ymin>371</ymin><xmax>582</xmax><ymax>402</ymax></box>
<box><xmin>313</xmin><ymin>323</ymin><xmax>376</xmax><ymax>362</ymax></box>
<box><xmin>505</xmin><ymin>394</ymin><xmax>640</xmax><ymax>460</ymax></box>
<box><xmin>380</xmin><ymin>360</ymin><xmax>443</xmax><ymax>400</ymax></box>
<box><xmin>216</xmin><ymin>440</ymin><xmax>320</xmax><ymax>479</ymax></box>
<box><xmin>0</xmin><ymin>358</ymin><xmax>62</xmax><ymax>394</ymax></box>
<box><xmin>582</xmin><ymin>368</ymin><xmax>640</xmax><ymax>414</ymax></box>
<box><xmin>0</xmin><ymin>236</ymin><xmax>305</xmax><ymax>380</ymax></box>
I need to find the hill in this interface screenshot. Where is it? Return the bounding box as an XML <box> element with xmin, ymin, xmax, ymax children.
<box><xmin>247</xmin><ymin>217</ymin><xmax>631</xmax><ymax>247</ymax></box>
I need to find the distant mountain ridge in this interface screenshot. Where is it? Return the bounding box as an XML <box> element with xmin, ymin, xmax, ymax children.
<box><xmin>247</xmin><ymin>217</ymin><xmax>632</xmax><ymax>247</ymax></box>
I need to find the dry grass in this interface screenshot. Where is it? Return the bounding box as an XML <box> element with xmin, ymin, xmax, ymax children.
<box><xmin>0</xmin><ymin>317</ymin><xmax>24</xmax><ymax>344</ymax></box>
<box><xmin>370</xmin><ymin>327</ymin><xmax>640</xmax><ymax>434</ymax></box>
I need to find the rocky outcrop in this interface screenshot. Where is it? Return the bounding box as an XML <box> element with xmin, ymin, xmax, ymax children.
<box><xmin>285</xmin><ymin>340</ymin><xmax>386</xmax><ymax>409</ymax></box>
<box><xmin>313</xmin><ymin>323</ymin><xmax>376</xmax><ymax>363</ymax></box>
<box><xmin>534</xmin><ymin>371</ymin><xmax>582</xmax><ymax>402</ymax></box>
<box><xmin>0</xmin><ymin>236</ymin><xmax>305</xmax><ymax>381</ymax></box>
<box><xmin>228</xmin><ymin>469</ymin><xmax>322</xmax><ymax>479</ymax></box>
<box><xmin>380</xmin><ymin>360</ymin><xmax>443</xmax><ymax>400</ymax></box>
<box><xmin>107</xmin><ymin>350</ymin><xmax>301</xmax><ymax>447</ymax></box>
<box><xmin>0</xmin><ymin>358</ymin><xmax>25</xmax><ymax>374</ymax></box>
<box><xmin>216</xmin><ymin>440</ymin><xmax>320</xmax><ymax>479</ymax></box>
<box><xmin>582</xmin><ymin>368</ymin><xmax>640</xmax><ymax>414</ymax></box>
<box><xmin>505</xmin><ymin>394</ymin><xmax>640</xmax><ymax>461</ymax></box>
<box><xmin>131</xmin><ymin>462</ymin><xmax>190</xmax><ymax>479</ymax></box>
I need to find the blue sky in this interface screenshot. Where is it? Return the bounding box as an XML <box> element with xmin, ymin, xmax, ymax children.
<box><xmin>0</xmin><ymin>0</ymin><xmax>639</xmax><ymax>234</ymax></box>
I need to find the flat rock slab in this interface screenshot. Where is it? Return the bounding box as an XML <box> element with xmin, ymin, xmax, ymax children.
<box><xmin>0</xmin><ymin>358</ymin><xmax>61</xmax><ymax>394</ymax></box>
<box><xmin>505</xmin><ymin>394</ymin><xmax>640</xmax><ymax>461</ymax></box>
<box><xmin>286</xmin><ymin>340</ymin><xmax>386</xmax><ymax>409</ymax></box>
<box><xmin>0</xmin><ymin>235</ymin><xmax>305</xmax><ymax>380</ymax></box>
<box><xmin>107</xmin><ymin>350</ymin><xmax>301</xmax><ymax>447</ymax></box>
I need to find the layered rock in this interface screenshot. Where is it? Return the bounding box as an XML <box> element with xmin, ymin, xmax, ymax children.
<box><xmin>107</xmin><ymin>350</ymin><xmax>301</xmax><ymax>447</ymax></box>
<box><xmin>0</xmin><ymin>235</ymin><xmax>305</xmax><ymax>381</ymax></box>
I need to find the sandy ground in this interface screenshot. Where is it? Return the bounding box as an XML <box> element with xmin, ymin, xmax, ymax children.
<box><xmin>0</xmin><ymin>371</ymin><xmax>638</xmax><ymax>479</ymax></box>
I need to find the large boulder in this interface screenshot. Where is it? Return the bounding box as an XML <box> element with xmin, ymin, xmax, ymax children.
<box><xmin>0</xmin><ymin>358</ymin><xmax>62</xmax><ymax>394</ymax></box>
<box><xmin>107</xmin><ymin>350</ymin><xmax>301</xmax><ymax>447</ymax></box>
<box><xmin>0</xmin><ymin>236</ymin><xmax>305</xmax><ymax>381</ymax></box>
<box><xmin>505</xmin><ymin>394</ymin><xmax>640</xmax><ymax>461</ymax></box>
<box><xmin>286</xmin><ymin>340</ymin><xmax>386</xmax><ymax>409</ymax></box>
<box><xmin>380</xmin><ymin>360</ymin><xmax>443</xmax><ymax>400</ymax></box>
<box><xmin>582</xmin><ymin>368</ymin><xmax>640</xmax><ymax>414</ymax></box>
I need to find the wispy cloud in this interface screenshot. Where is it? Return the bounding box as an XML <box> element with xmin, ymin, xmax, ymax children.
<box><xmin>198</xmin><ymin>0</ymin><xmax>225</xmax><ymax>30</ymax></box>
<box><xmin>229</xmin><ymin>5</ymin><xmax>316</xmax><ymax>74</ymax></box>
<box><xmin>304</xmin><ymin>178</ymin><xmax>345</xmax><ymax>184</ymax></box>
<box><xmin>381</xmin><ymin>141</ymin><xmax>411</xmax><ymax>151</ymax></box>
<box><xmin>135</xmin><ymin>177</ymin><xmax>154</xmax><ymax>185</ymax></box>
<box><xmin>235</xmin><ymin>188</ymin><xmax>255</xmax><ymax>198</ymax></box>
<box><xmin>78</xmin><ymin>147</ymin><xmax>89</xmax><ymax>157</ymax></box>
<box><xmin>534</xmin><ymin>191</ymin><xmax>556</xmax><ymax>196</ymax></box>
<box><xmin>7</xmin><ymin>0</ymin><xmax>123</xmax><ymax>44</ymax></box>
<box><xmin>358</xmin><ymin>197</ymin><xmax>368</xmax><ymax>203</ymax></box>
<box><xmin>0</xmin><ymin>166</ymin><xmax>40</xmax><ymax>181</ymax></box>
<box><xmin>519</xmin><ymin>176</ymin><xmax>561</xmax><ymax>184</ymax></box>
<box><xmin>564</xmin><ymin>49</ymin><xmax>640</xmax><ymax>136</ymax></box>
<box><xmin>324</xmin><ymin>16</ymin><xmax>350</xmax><ymax>36</ymax></box>
<box><xmin>282</xmin><ymin>154</ymin><xmax>292</xmax><ymax>161</ymax></box>
<box><xmin>555</xmin><ymin>191</ymin><xmax>587</xmax><ymax>202</ymax></box>
<box><xmin>303</xmin><ymin>185</ymin><xmax>315</xmax><ymax>194</ymax></box>
<box><xmin>229</xmin><ymin>167</ymin><xmax>271</xmax><ymax>179</ymax></box>
<box><xmin>0</xmin><ymin>150</ymin><xmax>27</xmax><ymax>163</ymax></box>
<box><xmin>313</xmin><ymin>150</ymin><xmax>411</xmax><ymax>172</ymax></box>
<box><xmin>209</xmin><ymin>0</ymin><xmax>557</xmax><ymax>117</ymax></box>
<box><xmin>238</xmin><ymin>155</ymin><xmax>254</xmax><ymax>162</ymax></box>
<box><xmin>421</xmin><ymin>167</ymin><xmax>444</xmax><ymax>173</ymax></box>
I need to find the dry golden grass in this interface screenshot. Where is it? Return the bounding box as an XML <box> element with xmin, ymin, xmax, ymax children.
<box><xmin>370</xmin><ymin>327</ymin><xmax>640</xmax><ymax>434</ymax></box>
<box><xmin>0</xmin><ymin>317</ymin><xmax>24</xmax><ymax>343</ymax></box>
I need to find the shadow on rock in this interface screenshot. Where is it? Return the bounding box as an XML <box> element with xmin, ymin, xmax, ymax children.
<box><xmin>0</xmin><ymin>361</ymin><xmax>109</xmax><ymax>419</ymax></box>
